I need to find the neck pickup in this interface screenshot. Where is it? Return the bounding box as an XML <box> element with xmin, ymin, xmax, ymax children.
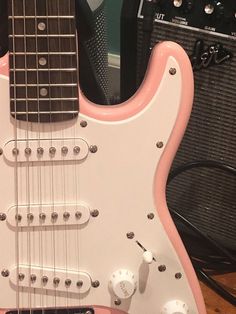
<box><xmin>8</xmin><ymin>0</ymin><xmax>79</xmax><ymax>123</ymax></box>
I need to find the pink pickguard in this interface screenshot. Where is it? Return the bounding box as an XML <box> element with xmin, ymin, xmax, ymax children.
<box><xmin>0</xmin><ymin>41</ymin><xmax>206</xmax><ymax>314</ymax></box>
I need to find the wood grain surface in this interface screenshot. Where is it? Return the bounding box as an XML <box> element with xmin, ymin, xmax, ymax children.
<box><xmin>200</xmin><ymin>273</ymin><xmax>236</xmax><ymax>314</ymax></box>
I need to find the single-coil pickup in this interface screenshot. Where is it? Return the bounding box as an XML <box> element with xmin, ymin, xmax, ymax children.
<box><xmin>7</xmin><ymin>203</ymin><xmax>92</xmax><ymax>228</ymax></box>
<box><xmin>4</xmin><ymin>138</ymin><xmax>89</xmax><ymax>163</ymax></box>
<box><xmin>10</xmin><ymin>265</ymin><xmax>92</xmax><ymax>294</ymax></box>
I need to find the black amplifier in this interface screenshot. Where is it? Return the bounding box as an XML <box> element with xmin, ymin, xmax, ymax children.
<box><xmin>121</xmin><ymin>0</ymin><xmax>236</xmax><ymax>250</ymax></box>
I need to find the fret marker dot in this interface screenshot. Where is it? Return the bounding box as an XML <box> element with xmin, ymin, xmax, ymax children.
<box><xmin>39</xmin><ymin>57</ymin><xmax>47</xmax><ymax>66</ymax></box>
<box><xmin>40</xmin><ymin>88</ymin><xmax>48</xmax><ymax>97</ymax></box>
<box><xmin>38</xmin><ymin>22</ymin><xmax>46</xmax><ymax>31</ymax></box>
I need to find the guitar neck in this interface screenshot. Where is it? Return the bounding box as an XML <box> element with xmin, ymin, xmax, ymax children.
<box><xmin>8</xmin><ymin>0</ymin><xmax>79</xmax><ymax>123</ymax></box>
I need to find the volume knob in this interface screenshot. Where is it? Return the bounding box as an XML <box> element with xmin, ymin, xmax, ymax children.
<box><xmin>162</xmin><ymin>300</ymin><xmax>189</xmax><ymax>314</ymax></box>
<box><xmin>110</xmin><ymin>269</ymin><xmax>137</xmax><ymax>299</ymax></box>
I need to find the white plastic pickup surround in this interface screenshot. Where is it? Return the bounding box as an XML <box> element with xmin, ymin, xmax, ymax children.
<box><xmin>10</xmin><ymin>265</ymin><xmax>92</xmax><ymax>294</ymax></box>
<box><xmin>7</xmin><ymin>203</ymin><xmax>91</xmax><ymax>228</ymax></box>
<box><xmin>4</xmin><ymin>138</ymin><xmax>89</xmax><ymax>163</ymax></box>
<box><xmin>161</xmin><ymin>300</ymin><xmax>189</xmax><ymax>314</ymax></box>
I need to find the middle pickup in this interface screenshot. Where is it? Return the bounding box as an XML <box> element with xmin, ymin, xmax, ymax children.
<box><xmin>7</xmin><ymin>203</ymin><xmax>92</xmax><ymax>229</ymax></box>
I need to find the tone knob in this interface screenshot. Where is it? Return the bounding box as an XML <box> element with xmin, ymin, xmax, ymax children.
<box><xmin>110</xmin><ymin>269</ymin><xmax>137</xmax><ymax>299</ymax></box>
<box><xmin>162</xmin><ymin>300</ymin><xmax>189</xmax><ymax>314</ymax></box>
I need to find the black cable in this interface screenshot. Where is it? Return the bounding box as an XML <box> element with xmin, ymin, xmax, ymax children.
<box><xmin>167</xmin><ymin>160</ymin><xmax>236</xmax><ymax>305</ymax></box>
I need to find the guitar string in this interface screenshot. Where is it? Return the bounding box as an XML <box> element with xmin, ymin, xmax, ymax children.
<box><xmin>22</xmin><ymin>0</ymin><xmax>33</xmax><ymax>312</ymax></box>
<box><xmin>11</xmin><ymin>1</ymin><xmax>20</xmax><ymax>313</ymax></box>
<box><xmin>33</xmin><ymin>0</ymin><xmax>44</xmax><ymax>311</ymax></box>
<box><xmin>55</xmin><ymin>1</ymin><xmax>69</xmax><ymax>309</ymax></box>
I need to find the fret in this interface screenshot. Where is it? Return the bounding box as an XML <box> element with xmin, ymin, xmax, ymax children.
<box><xmin>9</xmin><ymin>0</ymin><xmax>79</xmax><ymax>123</ymax></box>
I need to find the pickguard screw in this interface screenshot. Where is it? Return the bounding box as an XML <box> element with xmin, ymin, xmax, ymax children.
<box><xmin>0</xmin><ymin>213</ymin><xmax>6</xmax><ymax>221</ymax></box>
<box><xmin>169</xmin><ymin>67</ymin><xmax>177</xmax><ymax>75</ymax></box>
<box><xmin>63</xmin><ymin>212</ymin><xmax>70</xmax><ymax>220</ymax></box>
<box><xmin>73</xmin><ymin>146</ymin><xmax>80</xmax><ymax>154</ymax></box>
<box><xmin>30</xmin><ymin>274</ymin><xmax>37</xmax><ymax>283</ymax></box>
<box><xmin>175</xmin><ymin>272</ymin><xmax>182</xmax><ymax>279</ymax></box>
<box><xmin>49</xmin><ymin>147</ymin><xmax>56</xmax><ymax>155</ymax></box>
<box><xmin>27</xmin><ymin>213</ymin><xmax>34</xmax><ymax>222</ymax></box>
<box><xmin>42</xmin><ymin>276</ymin><xmax>48</xmax><ymax>284</ymax></box>
<box><xmin>51</xmin><ymin>212</ymin><xmax>58</xmax><ymax>220</ymax></box>
<box><xmin>18</xmin><ymin>273</ymin><xmax>25</xmax><ymax>281</ymax></box>
<box><xmin>65</xmin><ymin>279</ymin><xmax>72</xmax><ymax>287</ymax></box>
<box><xmin>1</xmin><ymin>269</ymin><xmax>10</xmax><ymax>277</ymax></box>
<box><xmin>37</xmin><ymin>147</ymin><xmax>44</xmax><ymax>155</ymax></box>
<box><xmin>80</xmin><ymin>120</ymin><xmax>88</xmax><ymax>128</ymax></box>
<box><xmin>91</xmin><ymin>209</ymin><xmax>99</xmax><ymax>217</ymax></box>
<box><xmin>0</xmin><ymin>148</ymin><xmax>3</xmax><ymax>155</ymax></box>
<box><xmin>25</xmin><ymin>147</ymin><xmax>32</xmax><ymax>155</ymax></box>
<box><xmin>158</xmin><ymin>265</ymin><xmax>167</xmax><ymax>272</ymax></box>
<box><xmin>75</xmin><ymin>211</ymin><xmax>82</xmax><ymax>219</ymax></box>
<box><xmin>114</xmin><ymin>298</ymin><xmax>121</xmax><ymax>306</ymax></box>
<box><xmin>61</xmin><ymin>146</ymin><xmax>68</xmax><ymax>155</ymax></box>
<box><xmin>126</xmin><ymin>232</ymin><xmax>135</xmax><ymax>239</ymax></box>
<box><xmin>12</xmin><ymin>148</ymin><xmax>19</xmax><ymax>156</ymax></box>
<box><xmin>39</xmin><ymin>213</ymin><xmax>46</xmax><ymax>221</ymax></box>
<box><xmin>15</xmin><ymin>214</ymin><xmax>22</xmax><ymax>222</ymax></box>
<box><xmin>92</xmin><ymin>280</ymin><xmax>100</xmax><ymax>288</ymax></box>
<box><xmin>147</xmin><ymin>213</ymin><xmax>155</xmax><ymax>220</ymax></box>
<box><xmin>76</xmin><ymin>280</ymin><xmax>83</xmax><ymax>288</ymax></box>
<box><xmin>90</xmin><ymin>145</ymin><xmax>98</xmax><ymax>153</ymax></box>
<box><xmin>156</xmin><ymin>141</ymin><xmax>164</xmax><ymax>149</ymax></box>
<box><xmin>53</xmin><ymin>277</ymin><xmax>60</xmax><ymax>286</ymax></box>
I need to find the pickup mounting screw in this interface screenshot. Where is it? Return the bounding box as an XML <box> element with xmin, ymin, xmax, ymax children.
<box><xmin>27</xmin><ymin>213</ymin><xmax>34</xmax><ymax>222</ymax></box>
<box><xmin>80</xmin><ymin>120</ymin><xmax>88</xmax><ymax>128</ymax></box>
<box><xmin>0</xmin><ymin>213</ymin><xmax>6</xmax><ymax>221</ymax></box>
<box><xmin>15</xmin><ymin>214</ymin><xmax>22</xmax><ymax>222</ymax></box>
<box><xmin>126</xmin><ymin>232</ymin><xmax>135</xmax><ymax>239</ymax></box>
<box><xmin>53</xmin><ymin>277</ymin><xmax>60</xmax><ymax>286</ymax></box>
<box><xmin>92</xmin><ymin>280</ymin><xmax>100</xmax><ymax>288</ymax></box>
<box><xmin>12</xmin><ymin>148</ymin><xmax>19</xmax><ymax>156</ymax></box>
<box><xmin>114</xmin><ymin>299</ymin><xmax>121</xmax><ymax>306</ymax></box>
<box><xmin>91</xmin><ymin>209</ymin><xmax>99</xmax><ymax>217</ymax></box>
<box><xmin>90</xmin><ymin>145</ymin><xmax>98</xmax><ymax>153</ymax></box>
<box><xmin>169</xmin><ymin>67</ymin><xmax>177</xmax><ymax>75</ymax></box>
<box><xmin>1</xmin><ymin>269</ymin><xmax>10</xmax><ymax>277</ymax></box>
<box><xmin>76</xmin><ymin>280</ymin><xmax>83</xmax><ymax>288</ymax></box>
<box><xmin>18</xmin><ymin>273</ymin><xmax>25</xmax><ymax>281</ymax></box>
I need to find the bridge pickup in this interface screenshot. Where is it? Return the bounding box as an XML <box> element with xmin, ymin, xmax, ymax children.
<box><xmin>4</xmin><ymin>138</ymin><xmax>89</xmax><ymax>163</ymax></box>
<box><xmin>7</xmin><ymin>203</ymin><xmax>91</xmax><ymax>228</ymax></box>
<box><xmin>10</xmin><ymin>265</ymin><xmax>92</xmax><ymax>294</ymax></box>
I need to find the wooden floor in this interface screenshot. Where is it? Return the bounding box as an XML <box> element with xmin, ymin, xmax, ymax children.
<box><xmin>200</xmin><ymin>273</ymin><xmax>236</xmax><ymax>314</ymax></box>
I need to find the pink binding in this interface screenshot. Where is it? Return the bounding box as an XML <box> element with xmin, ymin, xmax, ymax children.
<box><xmin>0</xmin><ymin>41</ymin><xmax>206</xmax><ymax>313</ymax></box>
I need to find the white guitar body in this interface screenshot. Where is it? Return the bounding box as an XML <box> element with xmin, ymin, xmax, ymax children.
<box><xmin>0</xmin><ymin>42</ymin><xmax>206</xmax><ymax>314</ymax></box>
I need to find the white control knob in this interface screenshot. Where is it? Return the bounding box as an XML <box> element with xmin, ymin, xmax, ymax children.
<box><xmin>110</xmin><ymin>269</ymin><xmax>137</xmax><ymax>299</ymax></box>
<box><xmin>162</xmin><ymin>300</ymin><xmax>189</xmax><ymax>314</ymax></box>
<box><xmin>143</xmin><ymin>250</ymin><xmax>153</xmax><ymax>264</ymax></box>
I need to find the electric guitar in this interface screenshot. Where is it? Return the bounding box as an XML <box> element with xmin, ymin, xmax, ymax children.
<box><xmin>0</xmin><ymin>1</ymin><xmax>206</xmax><ymax>313</ymax></box>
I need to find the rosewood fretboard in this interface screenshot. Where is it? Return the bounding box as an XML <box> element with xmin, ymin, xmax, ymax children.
<box><xmin>9</xmin><ymin>0</ymin><xmax>79</xmax><ymax>123</ymax></box>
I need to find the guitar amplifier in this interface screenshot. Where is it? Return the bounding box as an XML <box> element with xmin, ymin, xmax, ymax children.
<box><xmin>123</xmin><ymin>0</ymin><xmax>236</xmax><ymax>250</ymax></box>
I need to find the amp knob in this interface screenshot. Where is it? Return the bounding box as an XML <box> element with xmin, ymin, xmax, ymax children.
<box><xmin>110</xmin><ymin>269</ymin><xmax>137</xmax><ymax>299</ymax></box>
<box><xmin>173</xmin><ymin>0</ymin><xmax>194</xmax><ymax>13</ymax></box>
<box><xmin>204</xmin><ymin>1</ymin><xmax>224</xmax><ymax>18</ymax></box>
<box><xmin>161</xmin><ymin>300</ymin><xmax>189</xmax><ymax>314</ymax></box>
